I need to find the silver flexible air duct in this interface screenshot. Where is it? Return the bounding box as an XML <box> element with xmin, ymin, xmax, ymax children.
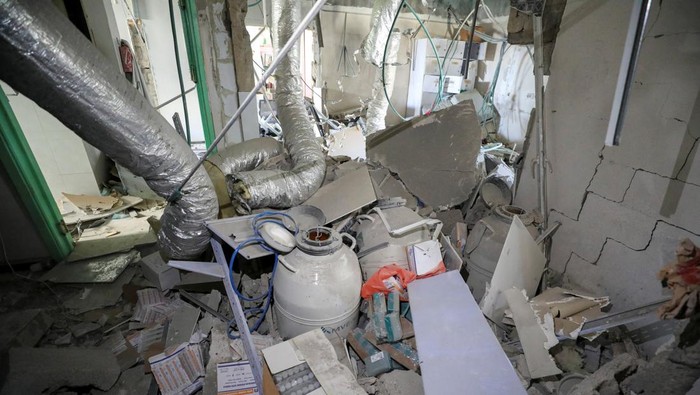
<box><xmin>0</xmin><ymin>0</ymin><xmax>218</xmax><ymax>260</ymax></box>
<box><xmin>360</xmin><ymin>0</ymin><xmax>403</xmax><ymax>66</ymax></box>
<box><xmin>226</xmin><ymin>0</ymin><xmax>325</xmax><ymax>209</ymax></box>
<box><xmin>365</xmin><ymin>30</ymin><xmax>401</xmax><ymax>135</ymax></box>
<box><xmin>207</xmin><ymin>137</ymin><xmax>284</xmax><ymax>174</ymax></box>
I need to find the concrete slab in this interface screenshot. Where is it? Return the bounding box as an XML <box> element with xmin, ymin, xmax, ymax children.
<box><xmin>376</xmin><ymin>370</ymin><xmax>424</xmax><ymax>395</ymax></box>
<box><xmin>0</xmin><ymin>309</ymin><xmax>53</xmax><ymax>350</ymax></box>
<box><xmin>63</xmin><ymin>267</ymin><xmax>136</xmax><ymax>314</ymax></box>
<box><xmin>367</xmin><ymin>100</ymin><xmax>481</xmax><ymax>208</ymax></box>
<box><xmin>1</xmin><ymin>347</ymin><xmax>120</xmax><ymax>394</ymax></box>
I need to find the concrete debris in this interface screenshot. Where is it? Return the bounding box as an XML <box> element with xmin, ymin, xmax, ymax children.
<box><xmin>70</xmin><ymin>321</ymin><xmax>103</xmax><ymax>338</ymax></box>
<box><xmin>54</xmin><ymin>332</ymin><xmax>72</xmax><ymax>346</ymax></box>
<box><xmin>568</xmin><ymin>353</ymin><xmax>642</xmax><ymax>395</ymax></box>
<box><xmin>583</xmin><ymin>344</ymin><xmax>601</xmax><ymax>373</ymax></box>
<box><xmin>367</xmin><ymin>100</ymin><xmax>482</xmax><ymax>209</ymax></box>
<box><xmin>102</xmin><ymin>365</ymin><xmax>153</xmax><ymax>395</ymax></box>
<box><xmin>41</xmin><ymin>250</ymin><xmax>140</xmax><ymax>283</ymax></box>
<box><xmin>376</xmin><ymin>370</ymin><xmax>424</xmax><ymax>395</ymax></box>
<box><xmin>0</xmin><ymin>347</ymin><xmax>120</xmax><ymax>394</ymax></box>
<box><xmin>621</xmin><ymin>313</ymin><xmax>700</xmax><ymax>395</ymax></box>
<box><xmin>552</xmin><ymin>343</ymin><xmax>584</xmax><ymax>373</ymax></box>
<box><xmin>63</xmin><ymin>266</ymin><xmax>137</xmax><ymax>314</ymax></box>
<box><xmin>0</xmin><ymin>309</ymin><xmax>53</xmax><ymax>350</ymax></box>
<box><xmin>141</xmin><ymin>251</ymin><xmax>180</xmax><ymax>290</ymax></box>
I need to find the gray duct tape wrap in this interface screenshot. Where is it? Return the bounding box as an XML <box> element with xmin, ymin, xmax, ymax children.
<box><xmin>207</xmin><ymin>137</ymin><xmax>284</xmax><ymax>174</ymax></box>
<box><xmin>227</xmin><ymin>0</ymin><xmax>325</xmax><ymax>210</ymax></box>
<box><xmin>0</xmin><ymin>0</ymin><xmax>218</xmax><ymax>260</ymax></box>
<box><xmin>360</xmin><ymin>0</ymin><xmax>403</xmax><ymax>66</ymax></box>
<box><xmin>365</xmin><ymin>30</ymin><xmax>401</xmax><ymax>135</ymax></box>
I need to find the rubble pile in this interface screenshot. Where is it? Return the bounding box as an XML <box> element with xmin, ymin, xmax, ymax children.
<box><xmin>0</xmin><ymin>104</ymin><xmax>697</xmax><ymax>394</ymax></box>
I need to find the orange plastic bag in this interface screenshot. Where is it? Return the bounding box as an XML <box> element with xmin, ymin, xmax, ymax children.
<box><xmin>360</xmin><ymin>264</ymin><xmax>417</xmax><ymax>300</ymax></box>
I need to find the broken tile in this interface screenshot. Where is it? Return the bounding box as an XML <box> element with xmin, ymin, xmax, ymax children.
<box><xmin>367</xmin><ymin>100</ymin><xmax>481</xmax><ymax>208</ymax></box>
<box><xmin>63</xmin><ymin>267</ymin><xmax>136</xmax><ymax>314</ymax></box>
<box><xmin>165</xmin><ymin>304</ymin><xmax>200</xmax><ymax>348</ymax></box>
<box><xmin>0</xmin><ymin>309</ymin><xmax>53</xmax><ymax>350</ymax></box>
<box><xmin>1</xmin><ymin>347</ymin><xmax>120</xmax><ymax>393</ymax></box>
<box><xmin>41</xmin><ymin>250</ymin><xmax>139</xmax><ymax>284</ymax></box>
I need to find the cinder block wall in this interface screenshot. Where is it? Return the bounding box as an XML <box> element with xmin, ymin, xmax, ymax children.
<box><xmin>515</xmin><ymin>0</ymin><xmax>700</xmax><ymax>312</ymax></box>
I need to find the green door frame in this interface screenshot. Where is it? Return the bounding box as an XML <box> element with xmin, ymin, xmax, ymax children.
<box><xmin>179</xmin><ymin>0</ymin><xmax>217</xmax><ymax>149</ymax></box>
<box><xmin>0</xmin><ymin>89</ymin><xmax>74</xmax><ymax>261</ymax></box>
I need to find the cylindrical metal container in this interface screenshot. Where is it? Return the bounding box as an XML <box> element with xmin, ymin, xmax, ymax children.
<box><xmin>273</xmin><ymin>227</ymin><xmax>362</xmax><ymax>339</ymax></box>
<box><xmin>465</xmin><ymin>205</ymin><xmax>537</xmax><ymax>301</ymax></box>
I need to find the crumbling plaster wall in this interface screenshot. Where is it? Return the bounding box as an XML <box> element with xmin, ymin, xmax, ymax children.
<box><xmin>515</xmin><ymin>0</ymin><xmax>700</xmax><ymax>313</ymax></box>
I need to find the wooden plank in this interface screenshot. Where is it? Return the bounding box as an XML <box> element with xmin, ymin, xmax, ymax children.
<box><xmin>363</xmin><ymin>331</ymin><xmax>420</xmax><ymax>372</ymax></box>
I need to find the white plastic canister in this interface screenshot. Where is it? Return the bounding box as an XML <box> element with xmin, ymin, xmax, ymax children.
<box><xmin>273</xmin><ymin>227</ymin><xmax>362</xmax><ymax>339</ymax></box>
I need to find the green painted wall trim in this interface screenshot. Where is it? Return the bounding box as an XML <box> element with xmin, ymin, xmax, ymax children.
<box><xmin>180</xmin><ymin>0</ymin><xmax>217</xmax><ymax>149</ymax></box>
<box><xmin>0</xmin><ymin>90</ymin><xmax>74</xmax><ymax>261</ymax></box>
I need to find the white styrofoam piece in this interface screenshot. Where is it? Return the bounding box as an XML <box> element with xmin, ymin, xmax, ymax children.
<box><xmin>328</xmin><ymin>126</ymin><xmax>366</xmax><ymax>160</ymax></box>
<box><xmin>408</xmin><ymin>271</ymin><xmax>525</xmax><ymax>395</ymax></box>
<box><xmin>480</xmin><ymin>216</ymin><xmax>547</xmax><ymax>323</ymax></box>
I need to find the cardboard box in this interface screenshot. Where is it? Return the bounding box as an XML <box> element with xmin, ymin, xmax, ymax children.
<box><xmin>406</xmin><ymin>240</ymin><xmax>445</xmax><ymax>278</ymax></box>
<box><xmin>141</xmin><ymin>252</ymin><xmax>180</xmax><ymax>290</ymax></box>
<box><xmin>217</xmin><ymin>361</ymin><xmax>259</xmax><ymax>395</ymax></box>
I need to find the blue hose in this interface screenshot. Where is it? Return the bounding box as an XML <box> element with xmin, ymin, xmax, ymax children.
<box><xmin>227</xmin><ymin>211</ymin><xmax>297</xmax><ymax>339</ymax></box>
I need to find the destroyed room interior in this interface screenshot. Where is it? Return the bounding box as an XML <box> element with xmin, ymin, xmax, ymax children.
<box><xmin>0</xmin><ymin>0</ymin><xmax>698</xmax><ymax>394</ymax></box>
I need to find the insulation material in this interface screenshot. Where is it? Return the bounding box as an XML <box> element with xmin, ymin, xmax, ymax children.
<box><xmin>365</xmin><ymin>30</ymin><xmax>401</xmax><ymax>135</ymax></box>
<box><xmin>0</xmin><ymin>0</ymin><xmax>217</xmax><ymax>259</ymax></box>
<box><xmin>227</xmin><ymin>0</ymin><xmax>325</xmax><ymax>210</ymax></box>
<box><xmin>206</xmin><ymin>137</ymin><xmax>283</xmax><ymax>175</ymax></box>
<box><xmin>361</xmin><ymin>0</ymin><xmax>404</xmax><ymax>66</ymax></box>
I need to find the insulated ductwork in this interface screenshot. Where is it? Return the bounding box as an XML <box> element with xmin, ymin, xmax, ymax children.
<box><xmin>360</xmin><ymin>0</ymin><xmax>403</xmax><ymax>66</ymax></box>
<box><xmin>226</xmin><ymin>0</ymin><xmax>325</xmax><ymax>210</ymax></box>
<box><xmin>0</xmin><ymin>0</ymin><xmax>218</xmax><ymax>259</ymax></box>
<box><xmin>207</xmin><ymin>137</ymin><xmax>284</xmax><ymax>174</ymax></box>
<box><xmin>365</xmin><ymin>30</ymin><xmax>401</xmax><ymax>135</ymax></box>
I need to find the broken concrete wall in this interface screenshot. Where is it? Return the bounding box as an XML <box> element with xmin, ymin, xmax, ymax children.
<box><xmin>515</xmin><ymin>0</ymin><xmax>700</xmax><ymax>313</ymax></box>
